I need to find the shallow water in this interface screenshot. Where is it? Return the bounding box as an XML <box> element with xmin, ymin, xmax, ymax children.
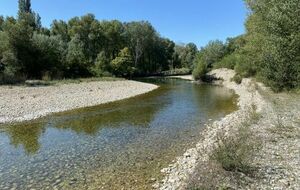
<box><xmin>0</xmin><ymin>78</ymin><xmax>237</xmax><ymax>190</ymax></box>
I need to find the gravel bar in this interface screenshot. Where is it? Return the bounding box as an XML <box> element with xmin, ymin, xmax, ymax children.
<box><xmin>0</xmin><ymin>80</ymin><xmax>158</xmax><ymax>124</ymax></box>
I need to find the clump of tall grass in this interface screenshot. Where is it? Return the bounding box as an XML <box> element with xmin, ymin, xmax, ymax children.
<box><xmin>211</xmin><ymin>125</ymin><xmax>260</xmax><ymax>175</ymax></box>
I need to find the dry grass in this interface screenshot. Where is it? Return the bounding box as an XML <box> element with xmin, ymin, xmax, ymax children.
<box><xmin>269</xmin><ymin>115</ymin><xmax>299</xmax><ymax>139</ymax></box>
<box><xmin>187</xmin><ymin>106</ymin><xmax>262</xmax><ymax>190</ymax></box>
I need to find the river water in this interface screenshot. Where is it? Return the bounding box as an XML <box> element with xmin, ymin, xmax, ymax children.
<box><xmin>0</xmin><ymin>78</ymin><xmax>237</xmax><ymax>189</ymax></box>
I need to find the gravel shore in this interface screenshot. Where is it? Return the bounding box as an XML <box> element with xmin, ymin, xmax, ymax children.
<box><xmin>0</xmin><ymin>80</ymin><xmax>158</xmax><ymax>124</ymax></box>
<box><xmin>167</xmin><ymin>75</ymin><xmax>194</xmax><ymax>81</ymax></box>
<box><xmin>156</xmin><ymin>69</ymin><xmax>300</xmax><ymax>189</ymax></box>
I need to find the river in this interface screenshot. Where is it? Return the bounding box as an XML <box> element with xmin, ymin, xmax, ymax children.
<box><xmin>0</xmin><ymin>78</ymin><xmax>237</xmax><ymax>189</ymax></box>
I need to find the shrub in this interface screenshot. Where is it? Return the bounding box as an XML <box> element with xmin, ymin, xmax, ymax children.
<box><xmin>90</xmin><ymin>51</ymin><xmax>111</xmax><ymax>77</ymax></box>
<box><xmin>0</xmin><ymin>50</ymin><xmax>24</xmax><ymax>84</ymax></box>
<box><xmin>234</xmin><ymin>60</ymin><xmax>256</xmax><ymax>78</ymax></box>
<box><xmin>0</xmin><ymin>68</ymin><xmax>25</xmax><ymax>84</ymax></box>
<box><xmin>211</xmin><ymin>126</ymin><xmax>258</xmax><ymax>174</ymax></box>
<box><xmin>192</xmin><ymin>61</ymin><xmax>207</xmax><ymax>80</ymax></box>
<box><xmin>231</xmin><ymin>74</ymin><xmax>243</xmax><ymax>84</ymax></box>
<box><xmin>111</xmin><ymin>47</ymin><xmax>135</xmax><ymax>77</ymax></box>
<box><xmin>214</xmin><ymin>53</ymin><xmax>240</xmax><ymax>70</ymax></box>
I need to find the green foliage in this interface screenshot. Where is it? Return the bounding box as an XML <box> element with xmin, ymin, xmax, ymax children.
<box><xmin>193</xmin><ymin>62</ymin><xmax>207</xmax><ymax>80</ymax></box>
<box><xmin>193</xmin><ymin>53</ymin><xmax>208</xmax><ymax>80</ymax></box>
<box><xmin>32</xmin><ymin>33</ymin><xmax>65</xmax><ymax>78</ymax></box>
<box><xmin>90</xmin><ymin>51</ymin><xmax>111</xmax><ymax>77</ymax></box>
<box><xmin>234</xmin><ymin>57</ymin><xmax>257</xmax><ymax>78</ymax></box>
<box><xmin>161</xmin><ymin>68</ymin><xmax>191</xmax><ymax>76</ymax></box>
<box><xmin>1</xmin><ymin>1</ymin><xmax>194</xmax><ymax>83</ymax></box>
<box><xmin>211</xmin><ymin>126</ymin><xmax>258</xmax><ymax>174</ymax></box>
<box><xmin>65</xmin><ymin>35</ymin><xmax>89</xmax><ymax>77</ymax></box>
<box><xmin>111</xmin><ymin>47</ymin><xmax>135</xmax><ymax>77</ymax></box>
<box><xmin>225</xmin><ymin>35</ymin><xmax>246</xmax><ymax>55</ymax></box>
<box><xmin>214</xmin><ymin>53</ymin><xmax>240</xmax><ymax>70</ymax></box>
<box><xmin>201</xmin><ymin>40</ymin><xmax>226</xmax><ymax>68</ymax></box>
<box><xmin>0</xmin><ymin>51</ymin><xmax>23</xmax><ymax>84</ymax></box>
<box><xmin>173</xmin><ymin>43</ymin><xmax>198</xmax><ymax>70</ymax></box>
<box><xmin>0</xmin><ymin>16</ymin><xmax>4</xmax><ymax>31</ymax></box>
<box><xmin>242</xmin><ymin>0</ymin><xmax>300</xmax><ymax>91</ymax></box>
<box><xmin>124</xmin><ymin>21</ymin><xmax>156</xmax><ymax>67</ymax></box>
<box><xmin>196</xmin><ymin>0</ymin><xmax>300</xmax><ymax>92</ymax></box>
<box><xmin>50</xmin><ymin>20</ymin><xmax>70</xmax><ymax>42</ymax></box>
<box><xmin>192</xmin><ymin>40</ymin><xmax>225</xmax><ymax>80</ymax></box>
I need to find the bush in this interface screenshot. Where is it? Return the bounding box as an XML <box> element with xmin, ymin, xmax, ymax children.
<box><xmin>0</xmin><ymin>51</ymin><xmax>24</xmax><ymax>84</ymax></box>
<box><xmin>0</xmin><ymin>67</ymin><xmax>25</xmax><ymax>84</ymax></box>
<box><xmin>231</xmin><ymin>74</ymin><xmax>243</xmax><ymax>84</ymax></box>
<box><xmin>214</xmin><ymin>53</ymin><xmax>240</xmax><ymax>70</ymax></box>
<box><xmin>90</xmin><ymin>51</ymin><xmax>111</xmax><ymax>77</ymax></box>
<box><xmin>234</xmin><ymin>60</ymin><xmax>257</xmax><ymax>78</ymax></box>
<box><xmin>111</xmin><ymin>47</ymin><xmax>135</xmax><ymax>77</ymax></box>
<box><xmin>193</xmin><ymin>61</ymin><xmax>207</xmax><ymax>80</ymax></box>
<box><xmin>211</xmin><ymin>126</ymin><xmax>258</xmax><ymax>174</ymax></box>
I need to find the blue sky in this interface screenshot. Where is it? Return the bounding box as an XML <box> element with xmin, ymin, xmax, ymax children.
<box><xmin>0</xmin><ymin>0</ymin><xmax>247</xmax><ymax>47</ymax></box>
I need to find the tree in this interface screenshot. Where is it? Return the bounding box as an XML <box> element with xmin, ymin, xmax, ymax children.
<box><xmin>66</xmin><ymin>35</ymin><xmax>89</xmax><ymax>77</ymax></box>
<box><xmin>192</xmin><ymin>40</ymin><xmax>226</xmax><ymax>79</ymax></box>
<box><xmin>243</xmin><ymin>0</ymin><xmax>300</xmax><ymax>91</ymax></box>
<box><xmin>0</xmin><ymin>16</ymin><xmax>4</xmax><ymax>31</ymax></box>
<box><xmin>183</xmin><ymin>43</ymin><xmax>198</xmax><ymax>69</ymax></box>
<box><xmin>111</xmin><ymin>47</ymin><xmax>135</xmax><ymax>77</ymax></box>
<box><xmin>200</xmin><ymin>40</ymin><xmax>226</xmax><ymax>68</ymax></box>
<box><xmin>90</xmin><ymin>51</ymin><xmax>111</xmax><ymax>77</ymax></box>
<box><xmin>31</xmin><ymin>33</ymin><xmax>65</xmax><ymax>78</ymax></box>
<box><xmin>6</xmin><ymin>17</ymin><xmax>36</xmax><ymax>77</ymax></box>
<box><xmin>124</xmin><ymin>21</ymin><xmax>156</xmax><ymax>68</ymax></box>
<box><xmin>192</xmin><ymin>52</ymin><xmax>207</xmax><ymax>80</ymax></box>
<box><xmin>174</xmin><ymin>43</ymin><xmax>198</xmax><ymax>70</ymax></box>
<box><xmin>18</xmin><ymin>0</ymin><xmax>40</xmax><ymax>29</ymax></box>
<box><xmin>68</xmin><ymin>14</ymin><xmax>103</xmax><ymax>61</ymax></box>
<box><xmin>1</xmin><ymin>0</ymin><xmax>187</xmax><ymax>82</ymax></box>
<box><xmin>101</xmin><ymin>20</ymin><xmax>125</xmax><ymax>59</ymax></box>
<box><xmin>51</xmin><ymin>20</ymin><xmax>70</xmax><ymax>42</ymax></box>
<box><xmin>225</xmin><ymin>35</ymin><xmax>246</xmax><ymax>55</ymax></box>
<box><xmin>18</xmin><ymin>0</ymin><xmax>29</xmax><ymax>18</ymax></box>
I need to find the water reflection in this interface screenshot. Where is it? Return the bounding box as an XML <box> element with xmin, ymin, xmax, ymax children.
<box><xmin>6</xmin><ymin>122</ymin><xmax>45</xmax><ymax>155</ymax></box>
<box><xmin>191</xmin><ymin>85</ymin><xmax>238</xmax><ymax>118</ymax></box>
<box><xmin>54</xmin><ymin>93</ymin><xmax>165</xmax><ymax>135</ymax></box>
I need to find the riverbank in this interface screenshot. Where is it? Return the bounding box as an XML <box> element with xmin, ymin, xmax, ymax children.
<box><xmin>167</xmin><ymin>75</ymin><xmax>194</xmax><ymax>81</ymax></box>
<box><xmin>157</xmin><ymin>69</ymin><xmax>300</xmax><ymax>189</ymax></box>
<box><xmin>0</xmin><ymin>80</ymin><xmax>158</xmax><ymax>124</ymax></box>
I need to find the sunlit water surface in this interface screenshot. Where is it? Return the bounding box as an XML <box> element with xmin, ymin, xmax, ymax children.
<box><xmin>0</xmin><ymin>78</ymin><xmax>237</xmax><ymax>189</ymax></box>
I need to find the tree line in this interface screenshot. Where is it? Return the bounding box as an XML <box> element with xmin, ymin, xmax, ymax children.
<box><xmin>193</xmin><ymin>0</ymin><xmax>300</xmax><ymax>92</ymax></box>
<box><xmin>0</xmin><ymin>0</ymin><xmax>198</xmax><ymax>83</ymax></box>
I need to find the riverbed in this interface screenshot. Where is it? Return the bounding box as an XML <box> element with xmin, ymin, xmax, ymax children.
<box><xmin>0</xmin><ymin>78</ymin><xmax>237</xmax><ymax>189</ymax></box>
